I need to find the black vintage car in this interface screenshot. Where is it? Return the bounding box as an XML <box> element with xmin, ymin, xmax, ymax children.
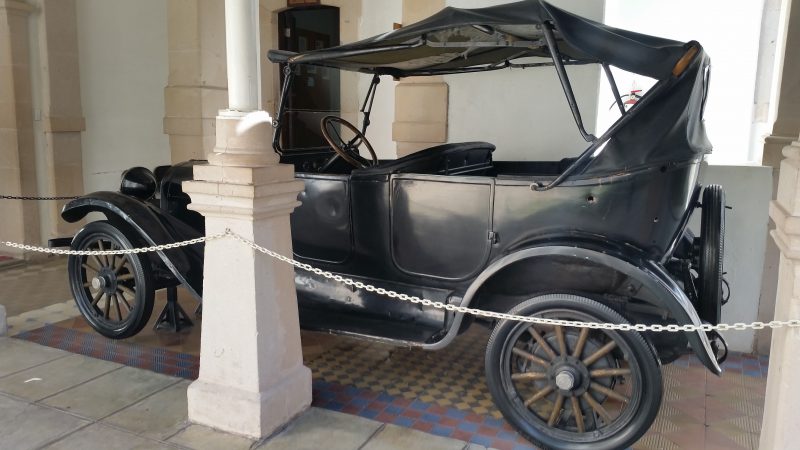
<box><xmin>56</xmin><ymin>2</ymin><xmax>726</xmax><ymax>449</ymax></box>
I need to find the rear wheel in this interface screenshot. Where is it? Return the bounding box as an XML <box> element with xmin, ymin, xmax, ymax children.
<box><xmin>485</xmin><ymin>294</ymin><xmax>662</xmax><ymax>450</ymax></box>
<box><xmin>67</xmin><ymin>221</ymin><xmax>155</xmax><ymax>339</ymax></box>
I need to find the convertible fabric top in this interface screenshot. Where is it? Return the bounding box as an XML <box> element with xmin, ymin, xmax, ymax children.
<box><xmin>268</xmin><ymin>0</ymin><xmax>689</xmax><ymax>80</ymax></box>
<box><xmin>270</xmin><ymin>0</ymin><xmax>712</xmax><ymax>175</ymax></box>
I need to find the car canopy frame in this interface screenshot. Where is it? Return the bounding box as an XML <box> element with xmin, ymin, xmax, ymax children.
<box><xmin>268</xmin><ymin>0</ymin><xmax>711</xmax><ymax>187</ymax></box>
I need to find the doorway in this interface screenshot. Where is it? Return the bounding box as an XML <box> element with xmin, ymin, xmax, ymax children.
<box><xmin>278</xmin><ymin>6</ymin><xmax>341</xmax><ymax>151</ymax></box>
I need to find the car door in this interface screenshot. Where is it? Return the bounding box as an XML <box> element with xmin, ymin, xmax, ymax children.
<box><xmin>291</xmin><ymin>173</ymin><xmax>352</xmax><ymax>263</ymax></box>
<box><xmin>390</xmin><ymin>174</ymin><xmax>494</xmax><ymax>280</ymax></box>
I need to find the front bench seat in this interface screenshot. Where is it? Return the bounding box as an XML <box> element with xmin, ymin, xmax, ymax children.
<box><xmin>356</xmin><ymin>142</ymin><xmax>495</xmax><ymax>176</ymax></box>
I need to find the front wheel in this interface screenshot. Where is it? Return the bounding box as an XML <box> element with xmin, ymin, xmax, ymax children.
<box><xmin>485</xmin><ymin>294</ymin><xmax>662</xmax><ymax>450</ymax></box>
<box><xmin>67</xmin><ymin>221</ymin><xmax>155</xmax><ymax>339</ymax></box>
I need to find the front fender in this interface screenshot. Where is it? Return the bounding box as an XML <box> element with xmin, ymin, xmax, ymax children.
<box><xmin>62</xmin><ymin>192</ymin><xmax>203</xmax><ymax>300</ymax></box>
<box><xmin>440</xmin><ymin>244</ymin><xmax>721</xmax><ymax>375</ymax></box>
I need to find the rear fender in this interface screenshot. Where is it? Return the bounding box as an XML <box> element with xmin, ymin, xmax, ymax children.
<box><xmin>61</xmin><ymin>192</ymin><xmax>203</xmax><ymax>300</ymax></box>
<box><xmin>437</xmin><ymin>243</ymin><xmax>721</xmax><ymax>375</ymax></box>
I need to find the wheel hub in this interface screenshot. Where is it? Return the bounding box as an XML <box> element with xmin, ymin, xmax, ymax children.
<box><xmin>93</xmin><ymin>268</ymin><xmax>118</xmax><ymax>295</ymax></box>
<box><xmin>555</xmin><ymin>370</ymin><xmax>576</xmax><ymax>390</ymax></box>
<box><xmin>91</xmin><ymin>276</ymin><xmax>104</xmax><ymax>290</ymax></box>
<box><xmin>547</xmin><ymin>355</ymin><xmax>591</xmax><ymax>396</ymax></box>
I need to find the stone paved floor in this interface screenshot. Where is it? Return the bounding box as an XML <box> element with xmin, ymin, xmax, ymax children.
<box><xmin>0</xmin><ymin>256</ymin><xmax>73</xmax><ymax>317</ymax></box>
<box><xmin>0</xmin><ymin>258</ymin><xmax>769</xmax><ymax>449</ymax></box>
<box><xmin>0</xmin><ymin>337</ymin><xmax>483</xmax><ymax>450</ymax></box>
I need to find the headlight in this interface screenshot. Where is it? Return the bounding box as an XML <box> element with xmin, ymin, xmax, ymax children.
<box><xmin>120</xmin><ymin>167</ymin><xmax>157</xmax><ymax>200</ymax></box>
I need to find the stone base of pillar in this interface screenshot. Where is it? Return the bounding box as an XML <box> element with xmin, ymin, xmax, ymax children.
<box><xmin>206</xmin><ymin>112</ymin><xmax>278</xmax><ymax>167</ymax></box>
<box><xmin>187</xmin><ymin>364</ymin><xmax>311</xmax><ymax>438</ymax></box>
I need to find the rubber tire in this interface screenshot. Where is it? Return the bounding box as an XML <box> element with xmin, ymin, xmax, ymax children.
<box><xmin>699</xmin><ymin>185</ymin><xmax>725</xmax><ymax>325</ymax></box>
<box><xmin>67</xmin><ymin>221</ymin><xmax>155</xmax><ymax>339</ymax></box>
<box><xmin>485</xmin><ymin>294</ymin><xmax>662</xmax><ymax>450</ymax></box>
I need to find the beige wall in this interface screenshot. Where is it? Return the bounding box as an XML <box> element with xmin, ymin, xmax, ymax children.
<box><xmin>77</xmin><ymin>0</ymin><xmax>170</xmax><ymax>193</ymax></box>
<box><xmin>446</xmin><ymin>0</ymin><xmax>603</xmax><ymax>162</ymax></box>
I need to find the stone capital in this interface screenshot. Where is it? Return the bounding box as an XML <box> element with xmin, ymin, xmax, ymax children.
<box><xmin>206</xmin><ymin>111</ymin><xmax>280</xmax><ymax>167</ymax></box>
<box><xmin>43</xmin><ymin>116</ymin><xmax>86</xmax><ymax>133</ymax></box>
<box><xmin>183</xmin><ymin>163</ymin><xmax>304</xmax><ymax>221</ymax></box>
<box><xmin>775</xmin><ymin>138</ymin><xmax>800</xmax><ymax>215</ymax></box>
<box><xmin>0</xmin><ymin>0</ymin><xmax>34</xmax><ymax>15</ymax></box>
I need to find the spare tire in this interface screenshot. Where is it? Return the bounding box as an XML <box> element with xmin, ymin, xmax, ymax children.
<box><xmin>698</xmin><ymin>184</ymin><xmax>725</xmax><ymax>324</ymax></box>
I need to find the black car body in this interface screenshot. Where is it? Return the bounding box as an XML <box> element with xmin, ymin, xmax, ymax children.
<box><xmin>57</xmin><ymin>2</ymin><xmax>726</xmax><ymax>448</ymax></box>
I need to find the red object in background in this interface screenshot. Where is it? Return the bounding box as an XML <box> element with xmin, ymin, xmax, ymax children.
<box><xmin>625</xmin><ymin>89</ymin><xmax>642</xmax><ymax>105</ymax></box>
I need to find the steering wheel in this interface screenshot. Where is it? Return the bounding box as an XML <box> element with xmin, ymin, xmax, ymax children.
<box><xmin>320</xmin><ymin>116</ymin><xmax>378</xmax><ymax>170</ymax></box>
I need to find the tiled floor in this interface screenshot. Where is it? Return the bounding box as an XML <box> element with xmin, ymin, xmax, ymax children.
<box><xmin>0</xmin><ymin>337</ymin><xmax>478</xmax><ymax>450</ymax></box>
<box><xmin>1</xmin><ymin>258</ymin><xmax>769</xmax><ymax>449</ymax></box>
<box><xmin>15</xmin><ymin>319</ymin><xmax>768</xmax><ymax>450</ymax></box>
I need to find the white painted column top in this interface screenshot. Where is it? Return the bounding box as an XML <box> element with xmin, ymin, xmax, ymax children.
<box><xmin>224</xmin><ymin>0</ymin><xmax>261</xmax><ymax>112</ymax></box>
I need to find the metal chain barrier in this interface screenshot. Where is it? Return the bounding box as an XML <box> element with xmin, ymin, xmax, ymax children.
<box><xmin>226</xmin><ymin>232</ymin><xmax>800</xmax><ymax>333</ymax></box>
<box><xmin>3</xmin><ymin>228</ymin><xmax>800</xmax><ymax>333</ymax></box>
<box><xmin>1</xmin><ymin>232</ymin><xmax>227</xmax><ymax>256</ymax></box>
<box><xmin>1</xmin><ymin>195</ymin><xmax>80</xmax><ymax>200</ymax></box>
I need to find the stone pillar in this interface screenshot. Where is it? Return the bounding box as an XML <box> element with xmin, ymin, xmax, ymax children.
<box><xmin>0</xmin><ymin>0</ymin><xmax>40</xmax><ymax>259</ymax></box>
<box><xmin>392</xmin><ymin>0</ymin><xmax>448</xmax><ymax>157</ymax></box>
<box><xmin>757</xmin><ymin>0</ymin><xmax>800</xmax><ymax>354</ymax></box>
<box><xmin>164</xmin><ymin>0</ymin><xmax>228</xmax><ymax>163</ymax></box>
<box><xmin>761</xmin><ymin>134</ymin><xmax>800</xmax><ymax>448</ymax></box>
<box><xmin>0</xmin><ymin>304</ymin><xmax>6</xmax><ymax>336</ymax></box>
<box><xmin>182</xmin><ymin>0</ymin><xmax>310</xmax><ymax>439</ymax></box>
<box><xmin>33</xmin><ymin>0</ymin><xmax>85</xmax><ymax>240</ymax></box>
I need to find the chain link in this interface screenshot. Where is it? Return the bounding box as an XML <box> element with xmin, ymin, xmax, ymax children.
<box><xmin>1</xmin><ymin>195</ymin><xmax>80</xmax><ymax>200</ymax></box>
<box><xmin>3</xmin><ymin>229</ymin><xmax>799</xmax><ymax>333</ymax></box>
<box><xmin>1</xmin><ymin>232</ymin><xmax>227</xmax><ymax>256</ymax></box>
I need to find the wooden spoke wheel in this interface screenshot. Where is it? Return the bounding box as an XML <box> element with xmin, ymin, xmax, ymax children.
<box><xmin>485</xmin><ymin>294</ymin><xmax>662</xmax><ymax>450</ymax></box>
<box><xmin>67</xmin><ymin>221</ymin><xmax>154</xmax><ymax>339</ymax></box>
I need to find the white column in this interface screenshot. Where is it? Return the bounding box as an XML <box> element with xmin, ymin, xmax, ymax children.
<box><xmin>206</xmin><ymin>0</ymin><xmax>274</xmax><ymax>168</ymax></box>
<box><xmin>761</xmin><ymin>134</ymin><xmax>800</xmax><ymax>448</ymax></box>
<box><xmin>183</xmin><ymin>0</ymin><xmax>311</xmax><ymax>438</ymax></box>
<box><xmin>224</xmin><ymin>0</ymin><xmax>260</xmax><ymax>111</ymax></box>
